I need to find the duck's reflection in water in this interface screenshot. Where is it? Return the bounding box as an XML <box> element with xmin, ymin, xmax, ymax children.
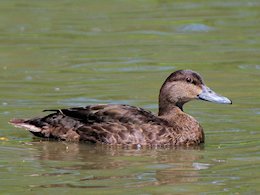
<box><xmin>27</xmin><ymin>140</ymin><xmax>207</xmax><ymax>189</ymax></box>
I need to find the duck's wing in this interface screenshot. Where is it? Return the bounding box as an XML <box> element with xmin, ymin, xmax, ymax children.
<box><xmin>10</xmin><ymin>104</ymin><xmax>170</xmax><ymax>144</ymax></box>
<box><xmin>57</xmin><ymin>104</ymin><xmax>170</xmax><ymax>144</ymax></box>
<box><xmin>46</xmin><ymin>104</ymin><xmax>164</xmax><ymax>125</ymax></box>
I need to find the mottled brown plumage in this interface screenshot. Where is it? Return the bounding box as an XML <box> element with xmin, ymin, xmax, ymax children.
<box><xmin>9</xmin><ymin>70</ymin><xmax>232</xmax><ymax>146</ymax></box>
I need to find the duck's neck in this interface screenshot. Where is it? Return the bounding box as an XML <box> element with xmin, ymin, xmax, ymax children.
<box><xmin>158</xmin><ymin>83</ymin><xmax>186</xmax><ymax>116</ymax></box>
<box><xmin>158</xmin><ymin>98</ymin><xmax>184</xmax><ymax>116</ymax></box>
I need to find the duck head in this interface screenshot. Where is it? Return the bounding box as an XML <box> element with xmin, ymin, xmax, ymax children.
<box><xmin>159</xmin><ymin>70</ymin><xmax>232</xmax><ymax>115</ymax></box>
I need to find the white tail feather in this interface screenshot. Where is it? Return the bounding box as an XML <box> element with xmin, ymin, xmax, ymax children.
<box><xmin>10</xmin><ymin>122</ymin><xmax>41</xmax><ymax>132</ymax></box>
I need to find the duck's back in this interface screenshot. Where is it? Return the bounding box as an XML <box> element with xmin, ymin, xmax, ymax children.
<box><xmin>57</xmin><ymin>104</ymin><xmax>164</xmax><ymax>125</ymax></box>
<box><xmin>11</xmin><ymin>104</ymin><xmax>179</xmax><ymax>145</ymax></box>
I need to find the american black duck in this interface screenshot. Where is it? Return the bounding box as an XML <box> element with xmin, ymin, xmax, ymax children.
<box><xmin>10</xmin><ymin>70</ymin><xmax>232</xmax><ymax>146</ymax></box>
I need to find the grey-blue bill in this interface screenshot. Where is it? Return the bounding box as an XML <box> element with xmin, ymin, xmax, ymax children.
<box><xmin>198</xmin><ymin>85</ymin><xmax>232</xmax><ymax>104</ymax></box>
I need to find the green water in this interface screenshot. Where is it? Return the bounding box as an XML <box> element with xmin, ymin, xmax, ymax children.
<box><xmin>1</xmin><ymin>0</ymin><xmax>260</xmax><ymax>194</ymax></box>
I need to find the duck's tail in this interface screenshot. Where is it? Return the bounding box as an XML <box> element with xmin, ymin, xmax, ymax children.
<box><xmin>9</xmin><ymin>118</ymin><xmax>42</xmax><ymax>132</ymax></box>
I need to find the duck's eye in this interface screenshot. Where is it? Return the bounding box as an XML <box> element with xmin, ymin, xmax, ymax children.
<box><xmin>186</xmin><ymin>77</ymin><xmax>192</xmax><ymax>83</ymax></box>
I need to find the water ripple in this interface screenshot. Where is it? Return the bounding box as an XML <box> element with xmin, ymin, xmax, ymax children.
<box><xmin>58</xmin><ymin>97</ymin><xmax>135</xmax><ymax>107</ymax></box>
<box><xmin>177</xmin><ymin>23</ymin><xmax>214</xmax><ymax>33</ymax></box>
<box><xmin>99</xmin><ymin>65</ymin><xmax>174</xmax><ymax>73</ymax></box>
<box><xmin>238</xmin><ymin>64</ymin><xmax>260</xmax><ymax>70</ymax></box>
<box><xmin>192</xmin><ymin>162</ymin><xmax>211</xmax><ymax>170</ymax></box>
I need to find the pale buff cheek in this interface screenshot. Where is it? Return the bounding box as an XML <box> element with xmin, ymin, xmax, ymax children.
<box><xmin>169</xmin><ymin>82</ymin><xmax>203</xmax><ymax>100</ymax></box>
<box><xmin>187</xmin><ymin>85</ymin><xmax>202</xmax><ymax>98</ymax></box>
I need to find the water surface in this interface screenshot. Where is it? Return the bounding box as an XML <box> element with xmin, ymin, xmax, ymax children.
<box><xmin>0</xmin><ymin>0</ymin><xmax>259</xmax><ymax>194</ymax></box>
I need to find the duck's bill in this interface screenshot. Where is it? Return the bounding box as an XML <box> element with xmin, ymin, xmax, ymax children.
<box><xmin>198</xmin><ymin>85</ymin><xmax>232</xmax><ymax>104</ymax></box>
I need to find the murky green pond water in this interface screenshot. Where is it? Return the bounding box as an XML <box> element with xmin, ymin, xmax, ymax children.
<box><xmin>0</xmin><ymin>0</ymin><xmax>259</xmax><ymax>194</ymax></box>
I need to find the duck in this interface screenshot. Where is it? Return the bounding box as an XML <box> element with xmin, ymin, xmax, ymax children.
<box><xmin>9</xmin><ymin>70</ymin><xmax>232</xmax><ymax>146</ymax></box>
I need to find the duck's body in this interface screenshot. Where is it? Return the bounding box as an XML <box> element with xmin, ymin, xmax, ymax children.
<box><xmin>11</xmin><ymin>104</ymin><xmax>203</xmax><ymax>146</ymax></box>
<box><xmin>10</xmin><ymin>70</ymin><xmax>231</xmax><ymax>146</ymax></box>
